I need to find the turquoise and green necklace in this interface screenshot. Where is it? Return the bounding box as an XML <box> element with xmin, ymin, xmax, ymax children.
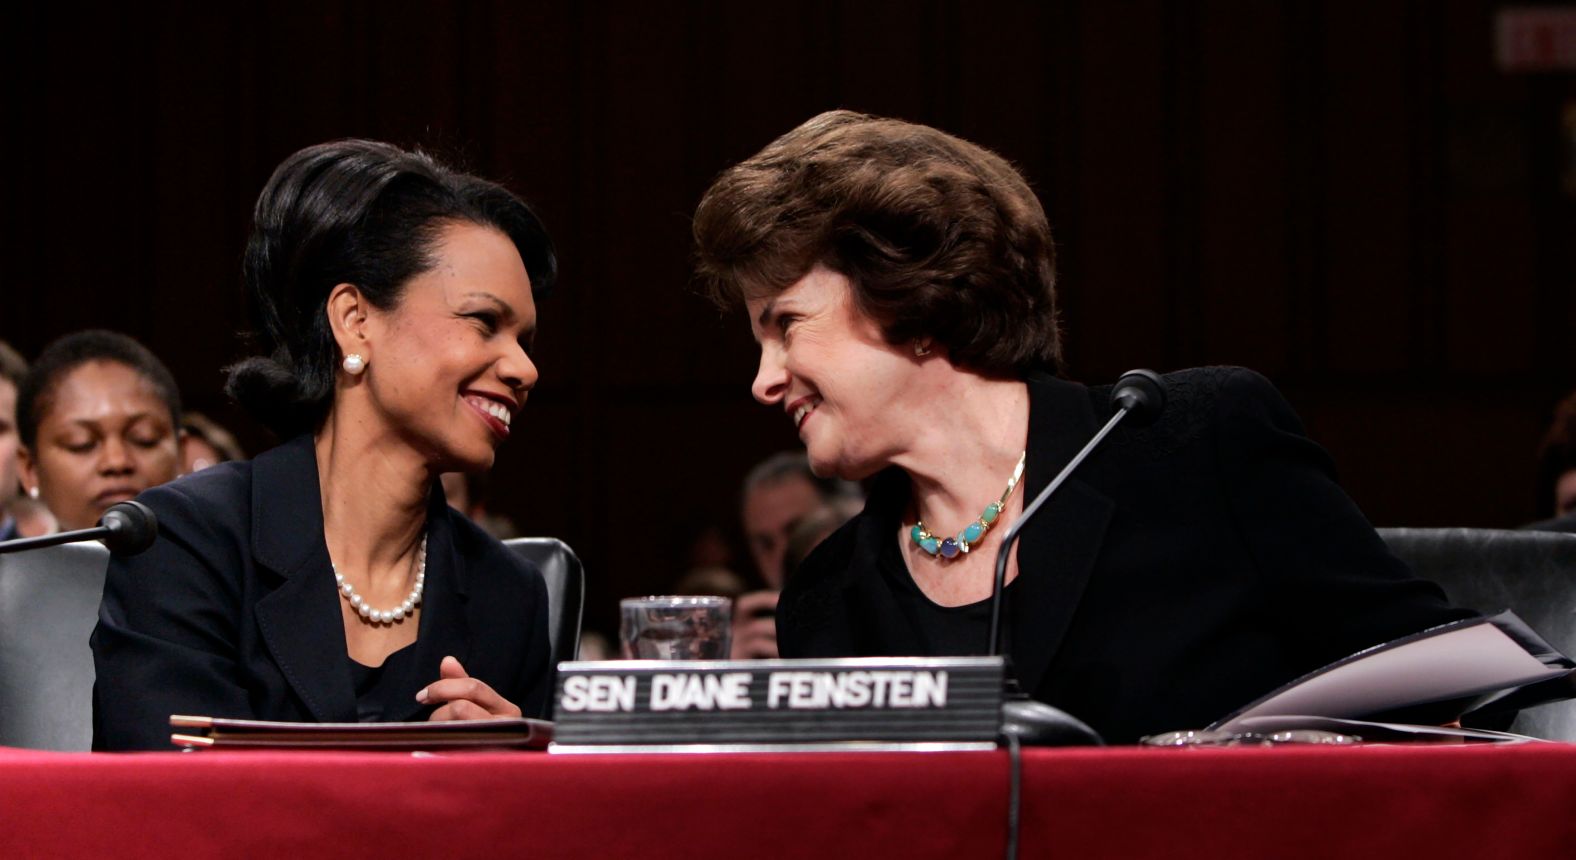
<box><xmin>908</xmin><ymin>451</ymin><xmax>1026</xmax><ymax>560</ymax></box>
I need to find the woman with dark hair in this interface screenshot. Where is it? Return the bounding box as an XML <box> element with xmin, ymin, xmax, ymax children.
<box><xmin>16</xmin><ymin>330</ymin><xmax>183</xmax><ymax>533</ymax></box>
<box><xmin>693</xmin><ymin>111</ymin><xmax>1470</xmax><ymax>743</ymax></box>
<box><xmin>92</xmin><ymin>140</ymin><xmax>558</xmax><ymax>750</ymax></box>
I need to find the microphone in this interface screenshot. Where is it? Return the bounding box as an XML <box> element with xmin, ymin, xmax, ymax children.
<box><xmin>0</xmin><ymin>500</ymin><xmax>159</xmax><ymax>557</ymax></box>
<box><xmin>988</xmin><ymin>370</ymin><xmax>1167</xmax><ymax>745</ymax></box>
<box><xmin>1108</xmin><ymin>369</ymin><xmax>1166</xmax><ymax>425</ymax></box>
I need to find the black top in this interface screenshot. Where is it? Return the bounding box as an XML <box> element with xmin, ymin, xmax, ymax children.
<box><xmin>883</xmin><ymin>538</ymin><xmax>1013</xmax><ymax>656</ymax></box>
<box><xmin>349</xmin><ymin>643</ymin><xmax>418</xmax><ymax>723</ymax></box>
<box><xmin>91</xmin><ymin>434</ymin><xmax>552</xmax><ymax>751</ymax></box>
<box><xmin>778</xmin><ymin>367</ymin><xmax>1473</xmax><ymax>744</ymax></box>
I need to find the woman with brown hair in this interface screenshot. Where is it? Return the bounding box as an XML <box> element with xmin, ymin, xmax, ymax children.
<box><xmin>693</xmin><ymin>111</ymin><xmax>1469</xmax><ymax>743</ymax></box>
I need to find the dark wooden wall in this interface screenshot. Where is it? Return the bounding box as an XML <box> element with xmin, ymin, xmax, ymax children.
<box><xmin>3</xmin><ymin>1</ymin><xmax>1572</xmax><ymax>637</ymax></box>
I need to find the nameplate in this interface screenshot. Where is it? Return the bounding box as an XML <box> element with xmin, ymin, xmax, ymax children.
<box><xmin>551</xmin><ymin>656</ymin><xmax>1004</xmax><ymax>748</ymax></box>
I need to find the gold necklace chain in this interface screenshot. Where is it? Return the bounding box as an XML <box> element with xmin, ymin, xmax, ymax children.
<box><xmin>909</xmin><ymin>451</ymin><xmax>1026</xmax><ymax>560</ymax></box>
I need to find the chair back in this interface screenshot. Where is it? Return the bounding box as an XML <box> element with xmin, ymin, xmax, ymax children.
<box><xmin>1378</xmin><ymin>527</ymin><xmax>1576</xmax><ymax>740</ymax></box>
<box><xmin>0</xmin><ymin>538</ymin><xmax>583</xmax><ymax>745</ymax></box>
<box><xmin>503</xmin><ymin>537</ymin><xmax>585</xmax><ymax>669</ymax></box>
<box><xmin>0</xmin><ymin>543</ymin><xmax>110</xmax><ymax>751</ymax></box>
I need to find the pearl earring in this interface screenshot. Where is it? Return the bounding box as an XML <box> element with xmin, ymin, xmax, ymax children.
<box><xmin>342</xmin><ymin>353</ymin><xmax>366</xmax><ymax>375</ymax></box>
<box><xmin>913</xmin><ymin>341</ymin><xmax>932</xmax><ymax>357</ymax></box>
<box><xmin>28</xmin><ymin>486</ymin><xmax>39</xmax><ymax>500</ymax></box>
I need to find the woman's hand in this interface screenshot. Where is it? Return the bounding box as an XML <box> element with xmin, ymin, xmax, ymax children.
<box><xmin>417</xmin><ymin>655</ymin><xmax>522</xmax><ymax>721</ymax></box>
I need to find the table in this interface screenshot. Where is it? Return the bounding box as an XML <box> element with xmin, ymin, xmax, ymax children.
<box><xmin>3</xmin><ymin>743</ymin><xmax>1575</xmax><ymax>858</ymax></box>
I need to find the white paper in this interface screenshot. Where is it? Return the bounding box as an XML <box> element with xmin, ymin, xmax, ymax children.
<box><xmin>1215</xmin><ymin>622</ymin><xmax>1564</xmax><ymax>732</ymax></box>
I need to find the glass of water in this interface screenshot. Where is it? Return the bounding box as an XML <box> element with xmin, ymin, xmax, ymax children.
<box><xmin>619</xmin><ymin>595</ymin><xmax>733</xmax><ymax>660</ymax></box>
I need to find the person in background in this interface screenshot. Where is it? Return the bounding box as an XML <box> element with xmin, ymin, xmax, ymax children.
<box><xmin>16</xmin><ymin>331</ymin><xmax>182</xmax><ymax>532</ymax></box>
<box><xmin>673</xmin><ymin>565</ymin><xmax>748</xmax><ymax>599</ymax></box>
<box><xmin>1525</xmin><ymin>390</ymin><xmax>1576</xmax><ymax>533</ymax></box>
<box><xmin>9</xmin><ymin>495</ymin><xmax>57</xmax><ymax>539</ymax></box>
<box><xmin>679</xmin><ymin>520</ymin><xmax>736</xmax><ymax>572</ymax></box>
<box><xmin>180</xmin><ymin>412</ymin><xmax>246</xmax><ymax>475</ymax></box>
<box><xmin>0</xmin><ymin>340</ymin><xmax>26</xmax><ymax>541</ymax></box>
<box><xmin>732</xmin><ymin>451</ymin><xmax>862</xmax><ymax>658</ymax></box>
<box><xmin>666</xmin><ymin>519</ymin><xmax>745</xmax><ymax>592</ymax></box>
<box><xmin>742</xmin><ymin>451</ymin><xmax>863</xmax><ymax>590</ymax></box>
<box><xmin>781</xmin><ymin>497</ymin><xmax>863</xmax><ymax>581</ymax></box>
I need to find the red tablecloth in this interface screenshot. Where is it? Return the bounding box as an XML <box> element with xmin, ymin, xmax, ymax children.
<box><xmin>3</xmin><ymin>744</ymin><xmax>1575</xmax><ymax>859</ymax></box>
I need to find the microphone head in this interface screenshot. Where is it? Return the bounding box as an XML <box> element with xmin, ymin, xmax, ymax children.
<box><xmin>99</xmin><ymin>500</ymin><xmax>158</xmax><ymax>556</ymax></box>
<box><xmin>1111</xmin><ymin>369</ymin><xmax>1166</xmax><ymax>426</ymax></box>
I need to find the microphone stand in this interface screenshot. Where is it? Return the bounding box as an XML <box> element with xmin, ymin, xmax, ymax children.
<box><xmin>986</xmin><ymin>370</ymin><xmax>1164</xmax><ymax>747</ymax></box>
<box><xmin>0</xmin><ymin>500</ymin><xmax>158</xmax><ymax>556</ymax></box>
<box><xmin>0</xmin><ymin>526</ymin><xmax>121</xmax><ymax>555</ymax></box>
<box><xmin>987</xmin><ymin>406</ymin><xmax>1137</xmax><ymax>657</ymax></box>
<box><xmin>988</xmin><ymin>368</ymin><xmax>1165</xmax><ymax>657</ymax></box>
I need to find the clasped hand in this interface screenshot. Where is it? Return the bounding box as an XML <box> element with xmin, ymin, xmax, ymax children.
<box><xmin>416</xmin><ymin>655</ymin><xmax>521</xmax><ymax>721</ymax></box>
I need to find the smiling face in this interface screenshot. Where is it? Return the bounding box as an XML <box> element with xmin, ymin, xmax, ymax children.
<box><xmin>351</xmin><ymin>221</ymin><xmax>538</xmax><ymax>472</ymax></box>
<box><xmin>746</xmin><ymin>265</ymin><xmax>922</xmax><ymax>481</ymax></box>
<box><xmin>19</xmin><ymin>361</ymin><xmax>181</xmax><ymax>531</ymax></box>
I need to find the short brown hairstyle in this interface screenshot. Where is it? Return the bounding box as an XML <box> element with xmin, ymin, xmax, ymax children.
<box><xmin>693</xmin><ymin>110</ymin><xmax>1062</xmax><ymax>376</ymax></box>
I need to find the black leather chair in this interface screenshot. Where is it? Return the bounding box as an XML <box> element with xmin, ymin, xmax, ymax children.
<box><xmin>503</xmin><ymin>537</ymin><xmax>585</xmax><ymax>668</ymax></box>
<box><xmin>1378</xmin><ymin>527</ymin><xmax>1576</xmax><ymax>740</ymax></box>
<box><xmin>0</xmin><ymin>543</ymin><xmax>110</xmax><ymax>751</ymax></box>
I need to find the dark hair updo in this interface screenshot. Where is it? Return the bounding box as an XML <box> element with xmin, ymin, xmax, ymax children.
<box><xmin>18</xmin><ymin>330</ymin><xmax>182</xmax><ymax>450</ymax></box>
<box><xmin>226</xmin><ymin>139</ymin><xmax>557</xmax><ymax>438</ymax></box>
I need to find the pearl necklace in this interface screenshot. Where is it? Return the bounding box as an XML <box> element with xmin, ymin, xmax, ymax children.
<box><xmin>332</xmin><ymin>535</ymin><xmax>426</xmax><ymax>625</ymax></box>
<box><xmin>909</xmin><ymin>451</ymin><xmax>1026</xmax><ymax>560</ymax></box>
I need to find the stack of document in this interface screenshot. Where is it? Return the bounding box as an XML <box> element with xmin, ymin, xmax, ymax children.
<box><xmin>1206</xmin><ymin>611</ymin><xmax>1575</xmax><ymax>736</ymax></box>
<box><xmin>170</xmin><ymin>715</ymin><xmax>553</xmax><ymax>750</ymax></box>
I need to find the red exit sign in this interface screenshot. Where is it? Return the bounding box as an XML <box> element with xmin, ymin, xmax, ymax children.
<box><xmin>1497</xmin><ymin>7</ymin><xmax>1576</xmax><ymax>71</ymax></box>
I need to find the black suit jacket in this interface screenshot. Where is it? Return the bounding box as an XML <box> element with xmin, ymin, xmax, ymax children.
<box><xmin>778</xmin><ymin>367</ymin><xmax>1471</xmax><ymax>743</ymax></box>
<box><xmin>91</xmin><ymin>434</ymin><xmax>551</xmax><ymax>751</ymax></box>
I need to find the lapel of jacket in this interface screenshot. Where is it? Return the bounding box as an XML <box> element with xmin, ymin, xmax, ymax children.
<box><xmin>251</xmin><ymin>435</ymin><xmax>357</xmax><ymax>723</ymax></box>
<box><xmin>380</xmin><ymin>487</ymin><xmax>472</xmax><ymax>722</ymax></box>
<box><xmin>1008</xmin><ymin>372</ymin><xmax>1115</xmax><ymax>694</ymax></box>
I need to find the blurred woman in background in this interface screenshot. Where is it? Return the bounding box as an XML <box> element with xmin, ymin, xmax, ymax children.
<box><xmin>16</xmin><ymin>330</ymin><xmax>182</xmax><ymax>532</ymax></box>
<box><xmin>179</xmin><ymin>412</ymin><xmax>246</xmax><ymax>475</ymax></box>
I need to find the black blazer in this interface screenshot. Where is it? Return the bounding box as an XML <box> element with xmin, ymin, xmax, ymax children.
<box><xmin>778</xmin><ymin>367</ymin><xmax>1471</xmax><ymax>744</ymax></box>
<box><xmin>91</xmin><ymin>434</ymin><xmax>551</xmax><ymax>751</ymax></box>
